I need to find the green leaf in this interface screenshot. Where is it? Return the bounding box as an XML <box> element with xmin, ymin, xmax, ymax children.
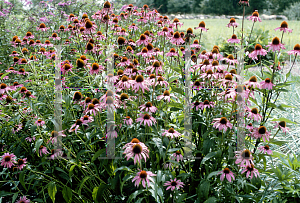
<box><xmin>92</xmin><ymin>183</ymin><xmax>107</xmax><ymax>203</ymax></box>
<box><xmin>62</xmin><ymin>186</ymin><xmax>72</xmax><ymax>203</ymax></box>
<box><xmin>47</xmin><ymin>182</ymin><xmax>57</xmax><ymax>203</ymax></box>
<box><xmin>78</xmin><ymin>176</ymin><xmax>91</xmax><ymax>196</ymax></box>
<box><xmin>91</xmin><ymin>148</ymin><xmax>105</xmax><ymax>162</ymax></box>
<box><xmin>201</xmin><ymin>152</ymin><xmax>216</xmax><ymax>165</ymax></box>
<box><xmin>31</xmin><ymin>125</ymin><xmax>37</xmax><ymax>136</ymax></box>
<box><xmin>204</xmin><ymin>197</ymin><xmax>217</xmax><ymax>203</ymax></box>
<box><xmin>176</xmin><ymin>193</ymin><xmax>187</xmax><ymax>203</ymax></box>
<box><xmin>1</xmin><ymin>72</ymin><xmax>9</xmax><ymax>79</ymax></box>
<box><xmin>198</xmin><ymin>180</ymin><xmax>210</xmax><ymax>199</ymax></box>
<box><xmin>35</xmin><ymin>139</ymin><xmax>43</xmax><ymax>157</ymax></box>
<box><xmin>12</xmin><ymin>192</ymin><xmax>19</xmax><ymax>203</ymax></box>
<box><xmin>271</xmin><ymin>117</ymin><xmax>297</xmax><ymax>124</ymax></box>
<box><xmin>19</xmin><ymin>171</ymin><xmax>26</xmax><ymax>191</ymax></box>
<box><xmin>178</xmin><ymin>49</ymin><xmax>183</xmax><ymax>57</ymax></box>
<box><xmin>206</xmin><ymin>171</ymin><xmax>221</xmax><ymax>180</ymax></box>
<box><xmin>69</xmin><ymin>164</ymin><xmax>76</xmax><ymax>178</ymax></box>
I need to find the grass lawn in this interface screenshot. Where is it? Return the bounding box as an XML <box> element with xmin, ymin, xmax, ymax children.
<box><xmin>180</xmin><ymin>19</ymin><xmax>300</xmax><ymax>51</ymax></box>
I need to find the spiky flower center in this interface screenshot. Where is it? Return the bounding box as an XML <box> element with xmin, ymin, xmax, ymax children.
<box><xmin>139</xmin><ymin>170</ymin><xmax>147</xmax><ymax>178</ymax></box>
<box><xmin>117</xmin><ymin>37</ymin><xmax>125</xmax><ymax>45</ymax></box>
<box><xmin>249</xmin><ymin>76</ymin><xmax>257</xmax><ymax>82</ymax></box>
<box><xmin>206</xmin><ymin>69</ymin><xmax>213</xmax><ymax>74</ymax></box>
<box><xmin>85</xmin><ymin>97</ymin><xmax>91</xmax><ymax>103</ymax></box>
<box><xmin>133</xmin><ymin>144</ymin><xmax>142</xmax><ymax>154</ymax></box>
<box><xmin>246</xmin><ymin>164</ymin><xmax>254</xmax><ymax>171</ymax></box>
<box><xmin>203</xmin><ymin>100</ymin><xmax>209</xmax><ymax>105</ymax></box>
<box><xmin>88</xmin><ymin>104</ymin><xmax>94</xmax><ymax>109</ymax></box>
<box><xmin>225</xmin><ymin>74</ymin><xmax>233</xmax><ymax>80</ymax></box>
<box><xmin>293</xmin><ymin>44</ymin><xmax>300</xmax><ymax>50</ymax></box>
<box><xmin>272</xmin><ymin>37</ymin><xmax>280</xmax><ymax>45</ymax></box>
<box><xmin>136</xmin><ymin>75</ymin><xmax>144</xmax><ymax>83</ymax></box>
<box><xmin>131</xmin><ymin>138</ymin><xmax>140</xmax><ymax>143</ymax></box>
<box><xmin>280</xmin><ymin>21</ymin><xmax>288</xmax><ymax>28</ymax></box>
<box><xmin>143</xmin><ymin>114</ymin><xmax>150</xmax><ymax>119</ymax></box>
<box><xmin>168</xmin><ymin>128</ymin><xmax>175</xmax><ymax>133</ymax></box>
<box><xmin>254</xmin><ymin>44</ymin><xmax>262</xmax><ymax>50</ymax></box>
<box><xmin>251</xmin><ymin>108</ymin><xmax>258</xmax><ymax>114</ymax></box>
<box><xmin>4</xmin><ymin>156</ymin><xmax>11</xmax><ymax>162</ymax></box>
<box><xmin>220</xmin><ymin>117</ymin><xmax>227</xmax><ymax>124</ymax></box>
<box><xmin>187</xmin><ymin>28</ymin><xmax>193</xmax><ymax>34</ymax></box>
<box><xmin>171</xmin><ymin>181</ymin><xmax>178</xmax><ymax>186</ymax></box>
<box><xmin>264</xmin><ymin>145</ymin><xmax>270</xmax><ymax>150</ymax></box>
<box><xmin>212</xmin><ymin>60</ymin><xmax>219</xmax><ymax>66</ymax></box>
<box><xmin>120</xmin><ymin>93</ymin><xmax>129</xmax><ymax>101</ymax></box>
<box><xmin>224</xmin><ymin>168</ymin><xmax>230</xmax><ymax>174</ymax></box>
<box><xmin>241</xmin><ymin>149</ymin><xmax>251</xmax><ymax>158</ymax></box>
<box><xmin>252</xmin><ymin>11</ymin><xmax>259</xmax><ymax>17</ymax></box>
<box><xmin>145</xmin><ymin>102</ymin><xmax>152</xmax><ymax>107</ymax></box>
<box><xmin>279</xmin><ymin>121</ymin><xmax>286</xmax><ymax>127</ymax></box>
<box><xmin>106</xmin><ymin>96</ymin><xmax>113</xmax><ymax>104</ymax></box>
<box><xmin>164</xmin><ymin>90</ymin><xmax>170</xmax><ymax>96</ymax></box>
<box><xmin>230</xmin><ymin>18</ymin><xmax>236</xmax><ymax>23</ymax></box>
<box><xmin>258</xmin><ymin>126</ymin><xmax>266</xmax><ymax>134</ymax></box>
<box><xmin>231</xmin><ymin>34</ymin><xmax>237</xmax><ymax>39</ymax></box>
<box><xmin>199</xmin><ymin>21</ymin><xmax>205</xmax><ymax>28</ymax></box>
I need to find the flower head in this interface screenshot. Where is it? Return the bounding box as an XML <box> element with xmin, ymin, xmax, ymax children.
<box><xmin>124</xmin><ymin>141</ymin><xmax>149</xmax><ymax>165</ymax></box>
<box><xmin>218</xmin><ymin>168</ymin><xmax>235</xmax><ymax>182</ymax></box>
<box><xmin>274</xmin><ymin>21</ymin><xmax>292</xmax><ymax>33</ymax></box>
<box><xmin>235</xmin><ymin>149</ymin><xmax>253</xmax><ymax>167</ymax></box>
<box><xmin>132</xmin><ymin>170</ymin><xmax>156</xmax><ymax>188</ymax></box>
<box><xmin>212</xmin><ymin>117</ymin><xmax>233</xmax><ymax>132</ymax></box>
<box><xmin>266</xmin><ymin>37</ymin><xmax>286</xmax><ymax>52</ymax></box>
<box><xmin>1</xmin><ymin>152</ymin><xmax>16</xmax><ymax>168</ymax></box>
<box><xmin>164</xmin><ymin>178</ymin><xmax>184</xmax><ymax>191</ymax></box>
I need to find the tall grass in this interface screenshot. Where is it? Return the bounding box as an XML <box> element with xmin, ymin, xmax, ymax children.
<box><xmin>181</xmin><ymin>19</ymin><xmax>300</xmax><ymax>51</ymax></box>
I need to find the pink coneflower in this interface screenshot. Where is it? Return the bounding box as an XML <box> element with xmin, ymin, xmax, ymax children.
<box><xmin>200</xmin><ymin>69</ymin><xmax>218</xmax><ymax>80</ymax></box>
<box><xmin>37</xmin><ymin>23</ymin><xmax>50</xmax><ymax>31</ymax></box>
<box><xmin>0</xmin><ymin>83</ymin><xmax>9</xmax><ymax>94</ymax></box>
<box><xmin>198</xmin><ymin>100</ymin><xmax>215</xmax><ymax>110</ymax></box>
<box><xmin>49</xmin><ymin>149</ymin><xmax>63</xmax><ymax>160</ymax></box>
<box><xmin>227</xmin><ymin>18</ymin><xmax>239</xmax><ymax>28</ymax></box>
<box><xmin>166</xmin><ymin>48</ymin><xmax>178</xmax><ymax>57</ymax></box>
<box><xmin>247</xmin><ymin>11</ymin><xmax>261</xmax><ymax>22</ymax></box>
<box><xmin>106</xmin><ymin>125</ymin><xmax>118</xmax><ymax>139</ymax></box>
<box><xmin>246</xmin><ymin>107</ymin><xmax>262</xmax><ymax>122</ymax></box>
<box><xmin>146</xmin><ymin>61</ymin><xmax>163</xmax><ymax>75</ymax></box>
<box><xmin>218</xmin><ymin>168</ymin><xmax>235</xmax><ymax>182</ymax></box>
<box><xmin>287</xmin><ymin>44</ymin><xmax>300</xmax><ymax>56</ymax></box>
<box><xmin>12</xmin><ymin>124</ymin><xmax>22</xmax><ymax>134</ymax></box>
<box><xmin>258</xmin><ymin>145</ymin><xmax>273</xmax><ymax>155</ymax></box>
<box><xmin>252</xmin><ymin>126</ymin><xmax>271</xmax><ymax>142</ymax></box>
<box><xmin>89</xmin><ymin>63</ymin><xmax>104</xmax><ymax>74</ymax></box>
<box><xmin>227</xmin><ymin>34</ymin><xmax>241</xmax><ymax>44</ymax></box>
<box><xmin>260</xmin><ymin>78</ymin><xmax>275</xmax><ymax>90</ymax></box>
<box><xmin>136</xmin><ymin>47</ymin><xmax>152</xmax><ymax>58</ymax></box>
<box><xmin>132</xmin><ymin>170</ymin><xmax>156</xmax><ymax>188</ymax></box>
<box><xmin>238</xmin><ymin>0</ymin><xmax>249</xmax><ymax>6</ymax></box>
<box><xmin>48</xmin><ymin>131</ymin><xmax>66</xmax><ymax>144</ymax></box>
<box><xmin>223</xmin><ymin>54</ymin><xmax>239</xmax><ymax>65</ymax></box>
<box><xmin>118</xmin><ymin>57</ymin><xmax>131</xmax><ymax>67</ymax></box>
<box><xmin>49</xmin><ymin>33</ymin><xmax>61</xmax><ymax>40</ymax></box>
<box><xmin>136</xmin><ymin>34</ymin><xmax>149</xmax><ymax>46</ymax></box>
<box><xmin>106</xmin><ymin>74</ymin><xmax>119</xmax><ymax>84</ymax></box>
<box><xmin>140</xmin><ymin>102</ymin><xmax>157</xmax><ymax>113</ymax></box>
<box><xmin>80</xmin><ymin>115</ymin><xmax>94</xmax><ymax>124</ymax></box>
<box><xmin>164</xmin><ymin>178</ymin><xmax>184</xmax><ymax>191</ymax></box>
<box><xmin>123</xmin><ymin>116</ymin><xmax>133</xmax><ymax>125</ymax></box>
<box><xmin>274</xmin><ymin>21</ymin><xmax>292</xmax><ymax>33</ymax></box>
<box><xmin>129</xmin><ymin>23</ymin><xmax>139</xmax><ymax>31</ymax></box>
<box><xmin>61</xmin><ymin>63</ymin><xmax>74</xmax><ymax>75</ymax></box>
<box><xmin>35</xmin><ymin>119</ymin><xmax>45</xmax><ymax>127</ymax></box>
<box><xmin>136</xmin><ymin>113</ymin><xmax>156</xmax><ymax>127</ymax></box>
<box><xmin>130</xmin><ymin>75</ymin><xmax>150</xmax><ymax>93</ymax></box>
<box><xmin>162</xmin><ymin>128</ymin><xmax>181</xmax><ymax>139</ymax></box>
<box><xmin>235</xmin><ymin>149</ymin><xmax>253</xmax><ymax>167</ymax></box>
<box><xmin>84</xmin><ymin>20</ymin><xmax>97</xmax><ymax>34</ymax></box>
<box><xmin>157</xmin><ymin>90</ymin><xmax>178</xmax><ymax>102</ymax></box>
<box><xmin>266</xmin><ymin>37</ymin><xmax>285</xmax><ymax>52</ymax></box>
<box><xmin>212</xmin><ymin>117</ymin><xmax>233</xmax><ymax>132</ymax></box>
<box><xmin>38</xmin><ymin>145</ymin><xmax>49</xmax><ymax>156</ymax></box>
<box><xmin>244</xmin><ymin>76</ymin><xmax>261</xmax><ymax>89</ymax></box>
<box><xmin>246</xmin><ymin>123</ymin><xmax>254</xmax><ymax>132</ymax></box>
<box><xmin>124</xmin><ymin>141</ymin><xmax>149</xmax><ymax>165</ymax></box>
<box><xmin>69</xmin><ymin>119</ymin><xmax>88</xmax><ymax>134</ymax></box>
<box><xmin>155</xmin><ymin>76</ymin><xmax>169</xmax><ymax>87</ymax></box>
<box><xmin>1</xmin><ymin>152</ymin><xmax>15</xmax><ymax>168</ymax></box>
<box><xmin>273</xmin><ymin>120</ymin><xmax>290</xmax><ymax>133</ymax></box>
<box><xmin>195</xmin><ymin>21</ymin><xmax>208</xmax><ymax>32</ymax></box>
<box><xmin>15</xmin><ymin>196</ymin><xmax>30</xmax><ymax>203</ymax></box>
<box><xmin>241</xmin><ymin>164</ymin><xmax>260</xmax><ymax>179</ymax></box>
<box><xmin>171</xmin><ymin>31</ymin><xmax>185</xmax><ymax>45</ymax></box>
<box><xmin>117</xmin><ymin>76</ymin><xmax>132</xmax><ymax>90</ymax></box>
<box><xmin>171</xmin><ymin>150</ymin><xmax>184</xmax><ymax>162</ymax></box>
<box><xmin>248</xmin><ymin>44</ymin><xmax>268</xmax><ymax>60</ymax></box>
<box><xmin>16</xmin><ymin>158</ymin><xmax>27</xmax><ymax>170</ymax></box>
<box><xmin>25</xmin><ymin>136</ymin><xmax>36</xmax><ymax>142</ymax></box>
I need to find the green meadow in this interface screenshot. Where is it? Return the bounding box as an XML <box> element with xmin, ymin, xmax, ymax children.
<box><xmin>180</xmin><ymin>19</ymin><xmax>300</xmax><ymax>51</ymax></box>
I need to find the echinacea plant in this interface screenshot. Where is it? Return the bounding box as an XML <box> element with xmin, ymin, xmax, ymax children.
<box><xmin>0</xmin><ymin>1</ymin><xmax>299</xmax><ymax>203</ymax></box>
